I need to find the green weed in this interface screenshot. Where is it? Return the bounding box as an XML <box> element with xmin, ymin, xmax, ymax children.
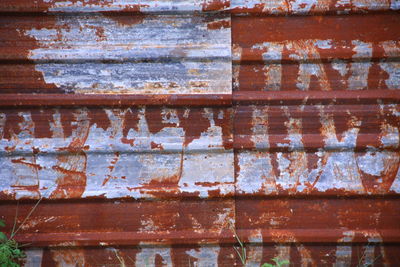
<box><xmin>261</xmin><ymin>257</ymin><xmax>290</xmax><ymax>267</ymax></box>
<box><xmin>0</xmin><ymin>220</ymin><xmax>25</xmax><ymax>267</ymax></box>
<box><xmin>229</xmin><ymin>222</ymin><xmax>289</xmax><ymax>266</ymax></box>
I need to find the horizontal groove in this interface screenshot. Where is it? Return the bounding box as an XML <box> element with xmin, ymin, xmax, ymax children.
<box><xmin>1</xmin><ymin>90</ymin><xmax>399</xmax><ymax>107</ymax></box>
<box><xmin>0</xmin><ymin>11</ymin><xmax>229</xmax><ymax>16</ymax></box>
<box><xmin>232</xmin><ymin>144</ymin><xmax>398</xmax><ymax>153</ymax></box>
<box><xmin>13</xmin><ymin>229</ymin><xmax>400</xmax><ymax>247</ymax></box>
<box><xmin>233</xmin><ymin>90</ymin><xmax>400</xmax><ymax>105</ymax></box>
<box><xmin>0</xmin><ymin>147</ymin><xmax>232</xmax><ymax>156</ymax></box>
<box><xmin>0</xmin><ymin>57</ymin><xmax>231</xmax><ymax>64</ymax></box>
<box><xmin>2</xmin><ymin>192</ymin><xmax>399</xmax><ymax>202</ymax></box>
<box><xmin>0</xmin><ymin>94</ymin><xmax>232</xmax><ymax>107</ymax></box>
<box><xmin>232</xmin><ymin>57</ymin><xmax>400</xmax><ymax>65</ymax></box>
<box><xmin>2</xmin><ymin>193</ymin><xmax>399</xmax><ymax>204</ymax></box>
<box><xmin>0</xmin><ymin>9</ymin><xmax>396</xmax><ymax>16</ymax></box>
<box><xmin>230</xmin><ymin>9</ymin><xmax>400</xmax><ymax>16</ymax></box>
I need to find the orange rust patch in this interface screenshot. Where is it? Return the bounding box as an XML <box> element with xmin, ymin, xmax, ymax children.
<box><xmin>11</xmin><ymin>158</ymin><xmax>43</xmax><ymax>170</ymax></box>
<box><xmin>202</xmin><ymin>0</ymin><xmax>230</xmax><ymax>12</ymax></box>
<box><xmin>207</xmin><ymin>19</ymin><xmax>230</xmax><ymax>30</ymax></box>
<box><xmin>150</xmin><ymin>142</ymin><xmax>164</xmax><ymax>150</ymax></box>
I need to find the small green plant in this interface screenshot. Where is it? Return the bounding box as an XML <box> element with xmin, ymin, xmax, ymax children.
<box><xmin>229</xmin><ymin>222</ymin><xmax>290</xmax><ymax>267</ymax></box>
<box><xmin>0</xmin><ymin>220</ymin><xmax>26</xmax><ymax>267</ymax></box>
<box><xmin>230</xmin><ymin>222</ymin><xmax>246</xmax><ymax>265</ymax></box>
<box><xmin>261</xmin><ymin>257</ymin><xmax>290</xmax><ymax>267</ymax></box>
<box><xmin>1</xmin><ymin>190</ymin><xmax>47</xmax><ymax>267</ymax></box>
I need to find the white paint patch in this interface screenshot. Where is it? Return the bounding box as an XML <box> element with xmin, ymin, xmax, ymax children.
<box><xmin>287</xmin><ymin>40</ymin><xmax>331</xmax><ymax>91</ymax></box>
<box><xmin>335</xmin><ymin>231</ymin><xmax>355</xmax><ymax>266</ymax></box>
<box><xmin>24</xmin><ymin>248</ymin><xmax>44</xmax><ymax>267</ymax></box>
<box><xmin>24</xmin><ymin>14</ymin><xmax>231</xmax><ymax>94</ymax></box>
<box><xmin>236</xmin><ymin>151</ymin><xmax>275</xmax><ymax>194</ymax></box>
<box><xmin>186</xmin><ymin>246</ymin><xmax>220</xmax><ymax>266</ymax></box>
<box><xmin>0</xmin><ymin>108</ymin><xmax>234</xmax><ymax>200</ymax></box>
<box><xmin>136</xmin><ymin>247</ymin><xmax>172</xmax><ymax>267</ymax></box>
<box><xmin>314</xmin><ymin>39</ymin><xmax>332</xmax><ymax>49</ymax></box>
<box><xmin>352</xmin><ymin>0</ymin><xmax>389</xmax><ymax>10</ymax></box>
<box><xmin>246</xmin><ymin>229</ymin><xmax>263</xmax><ymax>267</ymax></box>
<box><xmin>290</xmin><ymin>0</ymin><xmax>318</xmax><ymax>13</ymax></box>
<box><xmin>390</xmin><ymin>167</ymin><xmax>400</xmax><ymax>193</ymax></box>
<box><xmin>378</xmin><ymin>41</ymin><xmax>400</xmax><ymax>89</ymax></box>
<box><xmin>44</xmin><ymin>0</ymin><xmax>210</xmax><ymax>13</ymax></box>
<box><xmin>348</xmin><ymin>40</ymin><xmax>372</xmax><ymax>90</ymax></box>
<box><xmin>356</xmin><ymin>149</ymin><xmax>385</xmax><ymax>176</ymax></box>
<box><xmin>391</xmin><ymin>0</ymin><xmax>400</xmax><ymax>9</ymax></box>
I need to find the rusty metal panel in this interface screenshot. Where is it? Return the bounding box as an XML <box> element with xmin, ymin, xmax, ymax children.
<box><xmin>0</xmin><ymin>14</ymin><xmax>231</xmax><ymax>94</ymax></box>
<box><xmin>0</xmin><ymin>107</ymin><xmax>233</xmax><ymax>200</ymax></box>
<box><xmin>0</xmin><ymin>0</ymin><xmax>400</xmax><ymax>266</ymax></box>
<box><xmin>230</xmin><ymin>0</ymin><xmax>400</xmax><ymax>14</ymax></box>
<box><xmin>232</xmin><ymin>13</ymin><xmax>400</xmax><ymax>92</ymax></box>
<box><xmin>0</xmin><ymin>0</ymin><xmax>398</xmax><ymax>14</ymax></box>
<box><xmin>0</xmin><ymin>0</ymin><xmax>231</xmax><ymax>13</ymax></box>
<box><xmin>235</xmin><ymin>104</ymin><xmax>400</xmax><ymax>195</ymax></box>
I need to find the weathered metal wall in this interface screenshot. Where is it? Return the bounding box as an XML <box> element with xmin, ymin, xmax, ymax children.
<box><xmin>0</xmin><ymin>0</ymin><xmax>399</xmax><ymax>266</ymax></box>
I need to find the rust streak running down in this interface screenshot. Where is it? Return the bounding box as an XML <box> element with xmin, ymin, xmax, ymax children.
<box><xmin>0</xmin><ymin>1</ymin><xmax>399</xmax><ymax>266</ymax></box>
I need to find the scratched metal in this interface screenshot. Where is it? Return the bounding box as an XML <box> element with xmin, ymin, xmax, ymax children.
<box><xmin>235</xmin><ymin>104</ymin><xmax>400</xmax><ymax>195</ymax></box>
<box><xmin>233</xmin><ymin>13</ymin><xmax>400</xmax><ymax>91</ymax></box>
<box><xmin>16</xmin><ymin>243</ymin><xmax>400</xmax><ymax>266</ymax></box>
<box><xmin>0</xmin><ymin>107</ymin><xmax>233</xmax><ymax>200</ymax></box>
<box><xmin>230</xmin><ymin>0</ymin><xmax>400</xmax><ymax>14</ymax></box>
<box><xmin>1</xmin><ymin>0</ymin><xmax>400</xmax><ymax>266</ymax></box>
<box><xmin>1</xmin><ymin>0</ymin><xmax>399</xmax><ymax>14</ymax></box>
<box><xmin>0</xmin><ymin>0</ymin><xmax>231</xmax><ymax>13</ymax></box>
<box><xmin>0</xmin><ymin>14</ymin><xmax>231</xmax><ymax>94</ymax></box>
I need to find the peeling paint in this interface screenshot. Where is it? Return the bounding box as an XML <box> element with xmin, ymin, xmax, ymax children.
<box><xmin>0</xmin><ymin>107</ymin><xmax>233</xmax><ymax>199</ymax></box>
<box><xmin>22</xmin><ymin>14</ymin><xmax>231</xmax><ymax>94</ymax></box>
<box><xmin>235</xmin><ymin>104</ymin><xmax>400</xmax><ymax>195</ymax></box>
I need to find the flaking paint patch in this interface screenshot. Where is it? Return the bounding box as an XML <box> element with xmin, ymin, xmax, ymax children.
<box><xmin>390</xmin><ymin>167</ymin><xmax>400</xmax><ymax>193</ymax></box>
<box><xmin>51</xmin><ymin>249</ymin><xmax>85</xmax><ymax>267</ymax></box>
<box><xmin>231</xmin><ymin>0</ymin><xmax>398</xmax><ymax>13</ymax></box>
<box><xmin>315</xmin><ymin>108</ymin><xmax>364</xmax><ymax>192</ymax></box>
<box><xmin>245</xmin><ymin>229</ymin><xmax>263</xmax><ymax>266</ymax></box>
<box><xmin>335</xmin><ymin>231</ymin><xmax>354</xmax><ymax>266</ymax></box>
<box><xmin>236</xmin><ymin>105</ymin><xmax>400</xmax><ymax>194</ymax></box>
<box><xmin>380</xmin><ymin>41</ymin><xmax>400</xmax><ymax>89</ymax></box>
<box><xmin>236</xmin><ymin>151</ymin><xmax>275</xmax><ymax>194</ymax></box>
<box><xmin>185</xmin><ymin>246</ymin><xmax>220</xmax><ymax>266</ymax></box>
<box><xmin>24</xmin><ymin>248</ymin><xmax>44</xmax><ymax>267</ymax></box>
<box><xmin>24</xmin><ymin>14</ymin><xmax>231</xmax><ymax>94</ymax></box>
<box><xmin>245</xmin><ymin>39</ymin><xmax>399</xmax><ymax>91</ymax></box>
<box><xmin>287</xmin><ymin>40</ymin><xmax>331</xmax><ymax>91</ymax></box>
<box><xmin>0</xmin><ymin>108</ymin><xmax>234</xmax><ymax>200</ymax></box>
<box><xmin>135</xmin><ymin>247</ymin><xmax>172</xmax><ymax>267</ymax></box>
<box><xmin>43</xmin><ymin>0</ymin><xmax>230</xmax><ymax>13</ymax></box>
<box><xmin>254</xmin><ymin>43</ymin><xmax>284</xmax><ymax>91</ymax></box>
<box><xmin>348</xmin><ymin>40</ymin><xmax>372</xmax><ymax>90</ymax></box>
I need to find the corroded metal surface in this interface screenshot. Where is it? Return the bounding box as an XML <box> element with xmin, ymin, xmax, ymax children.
<box><xmin>0</xmin><ymin>0</ymin><xmax>398</xmax><ymax>14</ymax></box>
<box><xmin>233</xmin><ymin>13</ymin><xmax>400</xmax><ymax>92</ymax></box>
<box><xmin>0</xmin><ymin>107</ymin><xmax>233</xmax><ymax>200</ymax></box>
<box><xmin>0</xmin><ymin>14</ymin><xmax>231</xmax><ymax>94</ymax></box>
<box><xmin>235</xmin><ymin>104</ymin><xmax>400</xmax><ymax>195</ymax></box>
<box><xmin>0</xmin><ymin>0</ymin><xmax>399</xmax><ymax>266</ymax></box>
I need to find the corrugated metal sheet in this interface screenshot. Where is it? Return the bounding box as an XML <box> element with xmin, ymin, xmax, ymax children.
<box><xmin>0</xmin><ymin>0</ymin><xmax>399</xmax><ymax>266</ymax></box>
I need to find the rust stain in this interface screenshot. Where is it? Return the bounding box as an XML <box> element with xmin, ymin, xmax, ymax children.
<box><xmin>207</xmin><ymin>18</ymin><xmax>231</xmax><ymax>30</ymax></box>
<box><xmin>0</xmin><ymin>14</ymin><xmax>61</xmax><ymax>93</ymax></box>
<box><xmin>202</xmin><ymin>0</ymin><xmax>230</xmax><ymax>12</ymax></box>
<box><xmin>0</xmin><ymin>1</ymin><xmax>399</xmax><ymax>266</ymax></box>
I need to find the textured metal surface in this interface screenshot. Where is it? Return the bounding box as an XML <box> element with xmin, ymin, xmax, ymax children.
<box><xmin>0</xmin><ymin>14</ymin><xmax>231</xmax><ymax>94</ymax></box>
<box><xmin>0</xmin><ymin>0</ymin><xmax>398</xmax><ymax>14</ymax></box>
<box><xmin>233</xmin><ymin>13</ymin><xmax>400</xmax><ymax>92</ymax></box>
<box><xmin>0</xmin><ymin>0</ymin><xmax>399</xmax><ymax>266</ymax></box>
<box><xmin>0</xmin><ymin>107</ymin><xmax>233</xmax><ymax>200</ymax></box>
